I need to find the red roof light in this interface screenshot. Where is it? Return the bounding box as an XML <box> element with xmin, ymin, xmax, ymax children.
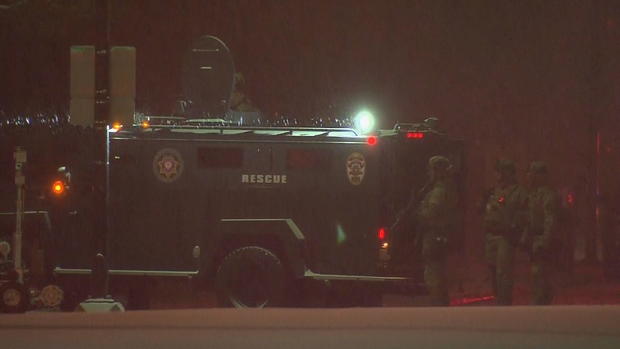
<box><xmin>378</xmin><ymin>227</ymin><xmax>387</xmax><ymax>241</ymax></box>
<box><xmin>367</xmin><ymin>136</ymin><xmax>378</xmax><ymax>146</ymax></box>
<box><xmin>406</xmin><ymin>132</ymin><xmax>425</xmax><ymax>139</ymax></box>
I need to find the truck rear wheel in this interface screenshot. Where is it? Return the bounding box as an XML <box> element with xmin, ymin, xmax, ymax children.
<box><xmin>216</xmin><ymin>246</ymin><xmax>287</xmax><ymax>308</ymax></box>
<box><xmin>0</xmin><ymin>282</ymin><xmax>29</xmax><ymax>313</ymax></box>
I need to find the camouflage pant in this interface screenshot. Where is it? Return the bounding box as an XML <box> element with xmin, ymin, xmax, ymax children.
<box><xmin>531</xmin><ymin>236</ymin><xmax>553</xmax><ymax>305</ymax></box>
<box><xmin>485</xmin><ymin>234</ymin><xmax>515</xmax><ymax>305</ymax></box>
<box><xmin>422</xmin><ymin>233</ymin><xmax>449</xmax><ymax>306</ymax></box>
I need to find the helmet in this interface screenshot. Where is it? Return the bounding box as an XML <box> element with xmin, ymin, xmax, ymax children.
<box><xmin>428</xmin><ymin>155</ymin><xmax>451</xmax><ymax>172</ymax></box>
<box><xmin>423</xmin><ymin>117</ymin><xmax>439</xmax><ymax>130</ymax></box>
<box><xmin>495</xmin><ymin>159</ymin><xmax>516</xmax><ymax>175</ymax></box>
<box><xmin>528</xmin><ymin>161</ymin><xmax>548</xmax><ymax>175</ymax></box>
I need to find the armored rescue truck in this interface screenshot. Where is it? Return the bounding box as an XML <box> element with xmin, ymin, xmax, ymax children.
<box><xmin>0</xmin><ymin>117</ymin><xmax>463</xmax><ymax>310</ymax></box>
<box><xmin>39</xmin><ymin>117</ymin><xmax>461</xmax><ymax>308</ymax></box>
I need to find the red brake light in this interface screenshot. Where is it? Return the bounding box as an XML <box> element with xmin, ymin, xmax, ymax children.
<box><xmin>367</xmin><ymin>136</ymin><xmax>378</xmax><ymax>146</ymax></box>
<box><xmin>406</xmin><ymin>132</ymin><xmax>425</xmax><ymax>139</ymax></box>
<box><xmin>378</xmin><ymin>227</ymin><xmax>387</xmax><ymax>240</ymax></box>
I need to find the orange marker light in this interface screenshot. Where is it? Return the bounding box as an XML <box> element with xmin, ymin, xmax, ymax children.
<box><xmin>52</xmin><ymin>180</ymin><xmax>65</xmax><ymax>195</ymax></box>
<box><xmin>112</xmin><ymin>122</ymin><xmax>122</xmax><ymax>130</ymax></box>
<box><xmin>141</xmin><ymin>121</ymin><xmax>150</xmax><ymax>128</ymax></box>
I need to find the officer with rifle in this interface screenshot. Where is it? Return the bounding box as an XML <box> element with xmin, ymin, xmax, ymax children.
<box><xmin>483</xmin><ymin>159</ymin><xmax>529</xmax><ymax>305</ymax></box>
<box><xmin>520</xmin><ymin>161</ymin><xmax>559</xmax><ymax>305</ymax></box>
<box><xmin>392</xmin><ymin>156</ymin><xmax>458</xmax><ymax>306</ymax></box>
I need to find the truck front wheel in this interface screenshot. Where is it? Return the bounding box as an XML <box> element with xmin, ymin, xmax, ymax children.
<box><xmin>215</xmin><ymin>246</ymin><xmax>287</xmax><ymax>308</ymax></box>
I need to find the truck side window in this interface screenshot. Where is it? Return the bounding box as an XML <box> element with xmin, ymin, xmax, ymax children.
<box><xmin>286</xmin><ymin>149</ymin><xmax>332</xmax><ymax>171</ymax></box>
<box><xmin>197</xmin><ymin>147</ymin><xmax>243</xmax><ymax>168</ymax></box>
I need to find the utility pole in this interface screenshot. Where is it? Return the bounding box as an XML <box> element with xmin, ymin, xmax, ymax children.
<box><xmin>586</xmin><ymin>0</ymin><xmax>606</xmax><ymax>263</ymax></box>
<box><xmin>94</xmin><ymin>0</ymin><xmax>111</xmax><ymax>296</ymax></box>
<box><xmin>94</xmin><ymin>0</ymin><xmax>110</xmax><ymax>129</ymax></box>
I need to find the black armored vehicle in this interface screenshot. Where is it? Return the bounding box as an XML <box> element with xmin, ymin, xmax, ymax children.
<box><xmin>47</xmin><ymin>118</ymin><xmax>463</xmax><ymax>308</ymax></box>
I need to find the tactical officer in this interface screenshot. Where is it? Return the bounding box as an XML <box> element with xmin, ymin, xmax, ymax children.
<box><xmin>416</xmin><ymin>155</ymin><xmax>459</xmax><ymax>306</ymax></box>
<box><xmin>521</xmin><ymin>161</ymin><xmax>558</xmax><ymax>305</ymax></box>
<box><xmin>483</xmin><ymin>159</ymin><xmax>528</xmax><ymax>305</ymax></box>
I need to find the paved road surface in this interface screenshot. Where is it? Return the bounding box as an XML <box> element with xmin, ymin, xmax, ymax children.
<box><xmin>2</xmin><ymin>306</ymin><xmax>620</xmax><ymax>349</ymax></box>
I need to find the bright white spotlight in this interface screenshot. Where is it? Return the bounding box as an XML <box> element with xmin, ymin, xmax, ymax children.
<box><xmin>354</xmin><ymin>110</ymin><xmax>375</xmax><ymax>134</ymax></box>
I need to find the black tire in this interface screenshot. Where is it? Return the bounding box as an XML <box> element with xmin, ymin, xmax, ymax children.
<box><xmin>216</xmin><ymin>246</ymin><xmax>287</xmax><ymax>308</ymax></box>
<box><xmin>0</xmin><ymin>282</ymin><xmax>29</xmax><ymax>313</ymax></box>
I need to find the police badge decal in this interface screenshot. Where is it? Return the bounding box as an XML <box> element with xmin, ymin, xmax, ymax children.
<box><xmin>153</xmin><ymin>148</ymin><xmax>184</xmax><ymax>183</ymax></box>
<box><xmin>346</xmin><ymin>152</ymin><xmax>366</xmax><ymax>185</ymax></box>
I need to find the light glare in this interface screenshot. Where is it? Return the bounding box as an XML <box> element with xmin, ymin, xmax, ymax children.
<box><xmin>354</xmin><ymin>110</ymin><xmax>375</xmax><ymax>134</ymax></box>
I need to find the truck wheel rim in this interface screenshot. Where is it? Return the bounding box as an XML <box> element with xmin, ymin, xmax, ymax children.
<box><xmin>3</xmin><ymin>288</ymin><xmax>22</xmax><ymax>307</ymax></box>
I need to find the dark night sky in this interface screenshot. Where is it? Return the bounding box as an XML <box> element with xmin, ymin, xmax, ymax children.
<box><xmin>1</xmin><ymin>1</ymin><xmax>614</xmax><ymax>120</ymax></box>
<box><xmin>2</xmin><ymin>0</ymin><xmax>620</xmax><ymax>256</ymax></box>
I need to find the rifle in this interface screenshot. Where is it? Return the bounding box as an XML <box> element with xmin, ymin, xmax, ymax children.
<box><xmin>390</xmin><ymin>182</ymin><xmax>433</xmax><ymax>253</ymax></box>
